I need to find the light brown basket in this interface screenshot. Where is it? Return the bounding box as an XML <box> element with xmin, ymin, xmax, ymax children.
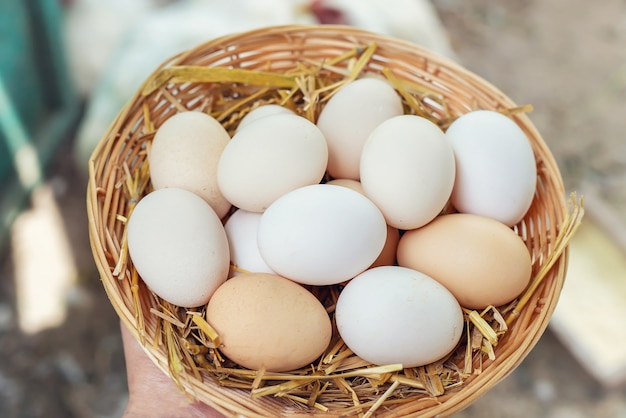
<box><xmin>87</xmin><ymin>25</ymin><xmax>582</xmax><ymax>417</ymax></box>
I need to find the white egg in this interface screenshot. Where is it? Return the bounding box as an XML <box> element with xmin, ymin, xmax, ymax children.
<box><xmin>236</xmin><ymin>104</ymin><xmax>294</xmax><ymax>132</ymax></box>
<box><xmin>224</xmin><ymin>209</ymin><xmax>275</xmax><ymax>276</ymax></box>
<box><xmin>335</xmin><ymin>266</ymin><xmax>464</xmax><ymax>368</ymax></box>
<box><xmin>326</xmin><ymin>178</ymin><xmax>400</xmax><ymax>267</ymax></box>
<box><xmin>445</xmin><ymin>110</ymin><xmax>537</xmax><ymax>226</ymax></box>
<box><xmin>127</xmin><ymin>188</ymin><xmax>230</xmax><ymax>307</ymax></box>
<box><xmin>257</xmin><ymin>184</ymin><xmax>387</xmax><ymax>286</ymax></box>
<box><xmin>317</xmin><ymin>77</ymin><xmax>404</xmax><ymax>180</ymax></box>
<box><xmin>360</xmin><ymin>115</ymin><xmax>456</xmax><ymax>230</ymax></box>
<box><xmin>217</xmin><ymin>113</ymin><xmax>328</xmax><ymax>212</ymax></box>
<box><xmin>149</xmin><ymin>111</ymin><xmax>231</xmax><ymax>218</ymax></box>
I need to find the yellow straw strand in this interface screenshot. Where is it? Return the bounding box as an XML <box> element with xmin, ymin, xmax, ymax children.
<box><xmin>142</xmin><ymin>66</ymin><xmax>298</xmax><ymax>95</ymax></box>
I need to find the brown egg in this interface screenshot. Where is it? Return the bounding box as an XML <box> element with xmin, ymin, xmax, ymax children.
<box><xmin>371</xmin><ymin>224</ymin><xmax>400</xmax><ymax>268</ymax></box>
<box><xmin>206</xmin><ymin>273</ymin><xmax>332</xmax><ymax>372</ymax></box>
<box><xmin>397</xmin><ymin>213</ymin><xmax>532</xmax><ymax>309</ymax></box>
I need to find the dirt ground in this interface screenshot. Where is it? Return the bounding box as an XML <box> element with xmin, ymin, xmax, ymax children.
<box><xmin>435</xmin><ymin>0</ymin><xmax>626</xmax><ymax>216</ymax></box>
<box><xmin>1</xmin><ymin>1</ymin><xmax>626</xmax><ymax>417</ymax></box>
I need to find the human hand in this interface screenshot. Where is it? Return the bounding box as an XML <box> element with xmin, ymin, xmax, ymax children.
<box><xmin>120</xmin><ymin>322</ymin><xmax>225</xmax><ymax>418</ymax></box>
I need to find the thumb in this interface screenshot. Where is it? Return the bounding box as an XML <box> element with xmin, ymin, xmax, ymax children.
<box><xmin>120</xmin><ymin>322</ymin><xmax>225</xmax><ymax>417</ymax></box>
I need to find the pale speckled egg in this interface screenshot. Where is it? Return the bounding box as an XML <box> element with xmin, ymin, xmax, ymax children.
<box><xmin>217</xmin><ymin>113</ymin><xmax>328</xmax><ymax>212</ymax></box>
<box><xmin>149</xmin><ymin>111</ymin><xmax>231</xmax><ymax>219</ymax></box>
<box><xmin>235</xmin><ymin>104</ymin><xmax>294</xmax><ymax>132</ymax></box>
<box><xmin>335</xmin><ymin>266</ymin><xmax>464</xmax><ymax>368</ymax></box>
<box><xmin>445</xmin><ymin>110</ymin><xmax>537</xmax><ymax>226</ymax></box>
<box><xmin>317</xmin><ymin>77</ymin><xmax>404</xmax><ymax>180</ymax></box>
<box><xmin>223</xmin><ymin>209</ymin><xmax>275</xmax><ymax>276</ymax></box>
<box><xmin>397</xmin><ymin>213</ymin><xmax>532</xmax><ymax>309</ymax></box>
<box><xmin>326</xmin><ymin>178</ymin><xmax>399</xmax><ymax>267</ymax></box>
<box><xmin>206</xmin><ymin>273</ymin><xmax>332</xmax><ymax>372</ymax></box>
<box><xmin>127</xmin><ymin>188</ymin><xmax>230</xmax><ymax>307</ymax></box>
<box><xmin>257</xmin><ymin>184</ymin><xmax>387</xmax><ymax>285</ymax></box>
<box><xmin>360</xmin><ymin>115</ymin><xmax>456</xmax><ymax>230</ymax></box>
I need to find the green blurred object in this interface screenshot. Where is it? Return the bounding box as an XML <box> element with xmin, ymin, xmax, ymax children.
<box><xmin>0</xmin><ymin>0</ymin><xmax>81</xmax><ymax>244</ymax></box>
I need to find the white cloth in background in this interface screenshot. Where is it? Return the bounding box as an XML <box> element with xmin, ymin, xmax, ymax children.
<box><xmin>67</xmin><ymin>0</ymin><xmax>455</xmax><ymax>173</ymax></box>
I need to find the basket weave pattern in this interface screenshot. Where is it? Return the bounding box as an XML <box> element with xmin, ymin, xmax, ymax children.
<box><xmin>87</xmin><ymin>25</ymin><xmax>573</xmax><ymax>417</ymax></box>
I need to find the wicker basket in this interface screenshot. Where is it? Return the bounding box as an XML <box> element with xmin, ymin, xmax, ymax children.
<box><xmin>87</xmin><ymin>25</ymin><xmax>581</xmax><ymax>417</ymax></box>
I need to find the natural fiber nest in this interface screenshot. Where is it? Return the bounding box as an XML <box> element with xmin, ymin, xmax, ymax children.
<box><xmin>87</xmin><ymin>25</ymin><xmax>583</xmax><ymax>417</ymax></box>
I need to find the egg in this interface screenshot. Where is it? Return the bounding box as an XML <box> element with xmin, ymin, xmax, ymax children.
<box><xmin>127</xmin><ymin>188</ymin><xmax>230</xmax><ymax>307</ymax></box>
<box><xmin>235</xmin><ymin>104</ymin><xmax>294</xmax><ymax>132</ymax></box>
<box><xmin>397</xmin><ymin>213</ymin><xmax>532</xmax><ymax>309</ymax></box>
<box><xmin>223</xmin><ymin>209</ymin><xmax>275</xmax><ymax>276</ymax></box>
<box><xmin>257</xmin><ymin>184</ymin><xmax>387</xmax><ymax>285</ymax></box>
<box><xmin>335</xmin><ymin>266</ymin><xmax>464</xmax><ymax>368</ymax></box>
<box><xmin>360</xmin><ymin>115</ymin><xmax>456</xmax><ymax>230</ymax></box>
<box><xmin>370</xmin><ymin>224</ymin><xmax>400</xmax><ymax>268</ymax></box>
<box><xmin>445</xmin><ymin>110</ymin><xmax>537</xmax><ymax>226</ymax></box>
<box><xmin>316</xmin><ymin>77</ymin><xmax>404</xmax><ymax>180</ymax></box>
<box><xmin>217</xmin><ymin>113</ymin><xmax>328</xmax><ymax>212</ymax></box>
<box><xmin>206</xmin><ymin>273</ymin><xmax>332</xmax><ymax>372</ymax></box>
<box><xmin>149</xmin><ymin>111</ymin><xmax>231</xmax><ymax>218</ymax></box>
<box><xmin>326</xmin><ymin>178</ymin><xmax>399</xmax><ymax>267</ymax></box>
<box><xmin>325</xmin><ymin>178</ymin><xmax>363</xmax><ymax>191</ymax></box>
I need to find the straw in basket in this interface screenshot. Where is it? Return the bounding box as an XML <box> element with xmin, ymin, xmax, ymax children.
<box><xmin>86</xmin><ymin>25</ymin><xmax>583</xmax><ymax>417</ymax></box>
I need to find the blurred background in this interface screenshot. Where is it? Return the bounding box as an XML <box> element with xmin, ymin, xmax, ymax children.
<box><xmin>1</xmin><ymin>0</ymin><xmax>625</xmax><ymax>417</ymax></box>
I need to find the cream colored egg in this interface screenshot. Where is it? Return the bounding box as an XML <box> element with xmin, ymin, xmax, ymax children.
<box><xmin>360</xmin><ymin>115</ymin><xmax>456</xmax><ymax>230</ymax></box>
<box><xmin>397</xmin><ymin>213</ymin><xmax>532</xmax><ymax>309</ymax></box>
<box><xmin>127</xmin><ymin>188</ymin><xmax>230</xmax><ymax>307</ymax></box>
<box><xmin>206</xmin><ymin>273</ymin><xmax>332</xmax><ymax>372</ymax></box>
<box><xmin>326</xmin><ymin>178</ymin><xmax>364</xmax><ymax>192</ymax></box>
<box><xmin>149</xmin><ymin>111</ymin><xmax>231</xmax><ymax>218</ymax></box>
<box><xmin>217</xmin><ymin>113</ymin><xmax>328</xmax><ymax>212</ymax></box>
<box><xmin>317</xmin><ymin>77</ymin><xmax>404</xmax><ymax>180</ymax></box>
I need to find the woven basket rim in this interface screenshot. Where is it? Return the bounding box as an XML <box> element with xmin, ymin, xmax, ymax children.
<box><xmin>86</xmin><ymin>24</ymin><xmax>578</xmax><ymax>418</ymax></box>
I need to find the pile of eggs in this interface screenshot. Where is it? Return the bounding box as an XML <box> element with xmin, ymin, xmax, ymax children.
<box><xmin>127</xmin><ymin>76</ymin><xmax>537</xmax><ymax>373</ymax></box>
